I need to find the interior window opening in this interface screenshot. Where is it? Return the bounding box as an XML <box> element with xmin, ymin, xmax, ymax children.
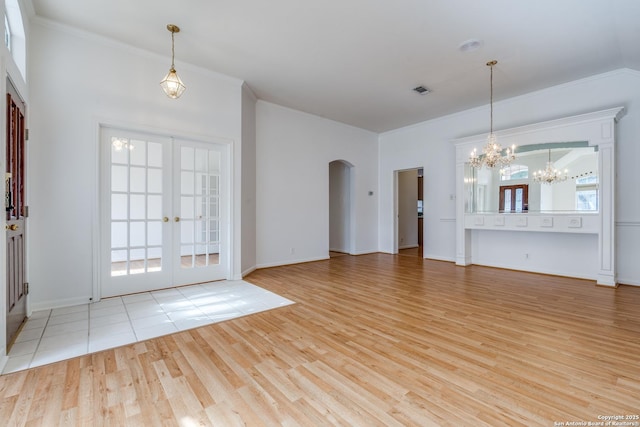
<box><xmin>4</xmin><ymin>14</ymin><xmax>11</xmax><ymax>50</ymax></box>
<box><xmin>575</xmin><ymin>175</ymin><xmax>598</xmax><ymax>211</ymax></box>
<box><xmin>500</xmin><ymin>164</ymin><xmax>529</xmax><ymax>181</ymax></box>
<box><xmin>5</xmin><ymin>0</ymin><xmax>26</xmax><ymax>80</ymax></box>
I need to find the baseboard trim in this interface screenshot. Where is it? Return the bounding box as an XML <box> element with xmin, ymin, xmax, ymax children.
<box><xmin>329</xmin><ymin>247</ymin><xmax>348</xmax><ymax>253</ymax></box>
<box><xmin>30</xmin><ymin>296</ymin><xmax>92</xmax><ymax>313</ymax></box>
<box><xmin>596</xmin><ymin>282</ymin><xmax>619</xmax><ymax>289</ymax></box>
<box><xmin>468</xmin><ymin>260</ymin><xmax>595</xmax><ymax>282</ymax></box>
<box><xmin>350</xmin><ymin>250</ymin><xmax>378</xmax><ymax>256</ymax></box>
<box><xmin>0</xmin><ymin>355</ymin><xmax>8</xmax><ymax>373</ymax></box>
<box><xmin>616</xmin><ymin>277</ymin><xmax>640</xmax><ymax>287</ymax></box>
<box><xmin>399</xmin><ymin>244</ymin><xmax>419</xmax><ymax>250</ymax></box>
<box><xmin>256</xmin><ymin>256</ymin><xmax>330</xmax><ymax>270</ymax></box>
<box><xmin>241</xmin><ymin>265</ymin><xmax>257</xmax><ymax>278</ymax></box>
<box><xmin>424</xmin><ymin>254</ymin><xmax>456</xmax><ymax>262</ymax></box>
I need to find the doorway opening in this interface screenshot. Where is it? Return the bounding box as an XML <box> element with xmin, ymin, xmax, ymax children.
<box><xmin>5</xmin><ymin>77</ymin><xmax>27</xmax><ymax>351</ymax></box>
<box><xmin>329</xmin><ymin>160</ymin><xmax>354</xmax><ymax>257</ymax></box>
<box><xmin>395</xmin><ymin>167</ymin><xmax>423</xmax><ymax>257</ymax></box>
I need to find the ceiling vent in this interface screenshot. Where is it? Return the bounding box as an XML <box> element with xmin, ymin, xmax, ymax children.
<box><xmin>459</xmin><ymin>38</ymin><xmax>483</xmax><ymax>52</ymax></box>
<box><xmin>413</xmin><ymin>86</ymin><xmax>431</xmax><ymax>95</ymax></box>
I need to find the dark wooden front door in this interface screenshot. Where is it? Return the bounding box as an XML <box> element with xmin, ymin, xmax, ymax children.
<box><xmin>6</xmin><ymin>79</ymin><xmax>27</xmax><ymax>350</ymax></box>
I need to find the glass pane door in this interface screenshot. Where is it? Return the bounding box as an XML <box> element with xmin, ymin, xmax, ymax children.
<box><xmin>110</xmin><ymin>137</ymin><xmax>165</xmax><ymax>275</ymax></box>
<box><xmin>503</xmin><ymin>189</ymin><xmax>512</xmax><ymax>212</ymax></box>
<box><xmin>101</xmin><ymin>129</ymin><xmax>228</xmax><ymax>297</ymax></box>
<box><xmin>173</xmin><ymin>140</ymin><xmax>227</xmax><ymax>285</ymax></box>
<box><xmin>515</xmin><ymin>188</ymin><xmax>523</xmax><ymax>212</ymax></box>
<box><xmin>101</xmin><ymin>128</ymin><xmax>172</xmax><ymax>297</ymax></box>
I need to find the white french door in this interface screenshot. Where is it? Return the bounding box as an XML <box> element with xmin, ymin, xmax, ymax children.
<box><xmin>172</xmin><ymin>140</ymin><xmax>228</xmax><ymax>285</ymax></box>
<box><xmin>100</xmin><ymin>127</ymin><xmax>229</xmax><ymax>298</ymax></box>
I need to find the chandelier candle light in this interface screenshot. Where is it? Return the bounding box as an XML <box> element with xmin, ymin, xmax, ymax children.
<box><xmin>533</xmin><ymin>149</ymin><xmax>568</xmax><ymax>184</ymax></box>
<box><xmin>469</xmin><ymin>60</ymin><xmax>516</xmax><ymax>169</ymax></box>
<box><xmin>160</xmin><ymin>24</ymin><xmax>186</xmax><ymax>99</ymax></box>
<box><xmin>111</xmin><ymin>137</ymin><xmax>133</xmax><ymax>151</ymax></box>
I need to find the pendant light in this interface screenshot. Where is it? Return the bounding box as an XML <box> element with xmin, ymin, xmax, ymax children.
<box><xmin>533</xmin><ymin>149</ymin><xmax>568</xmax><ymax>184</ymax></box>
<box><xmin>160</xmin><ymin>24</ymin><xmax>186</xmax><ymax>99</ymax></box>
<box><xmin>469</xmin><ymin>60</ymin><xmax>516</xmax><ymax>168</ymax></box>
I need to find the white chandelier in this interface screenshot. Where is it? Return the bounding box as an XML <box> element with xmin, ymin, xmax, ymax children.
<box><xmin>533</xmin><ymin>149</ymin><xmax>568</xmax><ymax>184</ymax></box>
<box><xmin>469</xmin><ymin>60</ymin><xmax>516</xmax><ymax>169</ymax></box>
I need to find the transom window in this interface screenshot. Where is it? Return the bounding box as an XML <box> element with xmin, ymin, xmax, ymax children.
<box><xmin>500</xmin><ymin>164</ymin><xmax>529</xmax><ymax>181</ymax></box>
<box><xmin>5</xmin><ymin>0</ymin><xmax>26</xmax><ymax>79</ymax></box>
<box><xmin>4</xmin><ymin>15</ymin><xmax>10</xmax><ymax>50</ymax></box>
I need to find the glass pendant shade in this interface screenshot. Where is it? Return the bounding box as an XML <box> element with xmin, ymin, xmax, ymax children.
<box><xmin>160</xmin><ymin>67</ymin><xmax>186</xmax><ymax>99</ymax></box>
<box><xmin>160</xmin><ymin>24</ymin><xmax>186</xmax><ymax>99</ymax></box>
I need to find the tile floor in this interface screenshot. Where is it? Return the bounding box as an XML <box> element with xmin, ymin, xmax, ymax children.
<box><xmin>2</xmin><ymin>280</ymin><xmax>294</xmax><ymax>375</ymax></box>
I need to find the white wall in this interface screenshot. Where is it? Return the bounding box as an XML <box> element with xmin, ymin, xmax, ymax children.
<box><xmin>398</xmin><ymin>169</ymin><xmax>418</xmax><ymax>249</ymax></box>
<box><xmin>380</xmin><ymin>69</ymin><xmax>640</xmax><ymax>285</ymax></box>
<box><xmin>240</xmin><ymin>84</ymin><xmax>257</xmax><ymax>276</ymax></box>
<box><xmin>28</xmin><ymin>21</ymin><xmax>244</xmax><ymax>309</ymax></box>
<box><xmin>256</xmin><ymin>101</ymin><xmax>378</xmax><ymax>267</ymax></box>
<box><xmin>471</xmin><ymin>230</ymin><xmax>599</xmax><ymax>279</ymax></box>
<box><xmin>378</xmin><ymin>117</ymin><xmax>458</xmax><ymax>261</ymax></box>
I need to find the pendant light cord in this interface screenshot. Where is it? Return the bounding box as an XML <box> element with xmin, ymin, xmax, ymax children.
<box><xmin>171</xmin><ymin>30</ymin><xmax>176</xmax><ymax>70</ymax></box>
<box><xmin>489</xmin><ymin>61</ymin><xmax>494</xmax><ymax>134</ymax></box>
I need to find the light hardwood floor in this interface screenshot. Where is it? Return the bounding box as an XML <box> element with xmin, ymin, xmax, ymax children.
<box><xmin>1</xmin><ymin>254</ymin><xmax>639</xmax><ymax>426</ymax></box>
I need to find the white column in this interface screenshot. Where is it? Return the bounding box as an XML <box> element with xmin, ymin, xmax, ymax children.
<box><xmin>596</xmin><ymin>123</ymin><xmax>616</xmax><ymax>286</ymax></box>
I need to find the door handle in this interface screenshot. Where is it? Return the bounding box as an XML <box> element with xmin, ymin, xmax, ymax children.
<box><xmin>163</xmin><ymin>217</ymin><xmax>169</xmax><ymax>222</ymax></box>
<box><xmin>174</xmin><ymin>217</ymin><xmax>180</xmax><ymax>222</ymax></box>
<box><xmin>5</xmin><ymin>224</ymin><xmax>18</xmax><ymax>231</ymax></box>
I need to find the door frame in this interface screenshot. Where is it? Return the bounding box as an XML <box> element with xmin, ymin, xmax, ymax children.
<box><xmin>393</xmin><ymin>167</ymin><xmax>424</xmax><ymax>255</ymax></box>
<box><xmin>328</xmin><ymin>159</ymin><xmax>355</xmax><ymax>255</ymax></box>
<box><xmin>5</xmin><ymin>76</ymin><xmax>28</xmax><ymax>351</ymax></box>
<box><xmin>93</xmin><ymin>122</ymin><xmax>234</xmax><ymax>302</ymax></box>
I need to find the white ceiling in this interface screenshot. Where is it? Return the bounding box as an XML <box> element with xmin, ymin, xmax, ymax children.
<box><xmin>27</xmin><ymin>0</ymin><xmax>640</xmax><ymax>132</ymax></box>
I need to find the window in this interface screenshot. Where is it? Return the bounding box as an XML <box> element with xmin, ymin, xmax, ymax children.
<box><xmin>499</xmin><ymin>184</ymin><xmax>528</xmax><ymax>213</ymax></box>
<box><xmin>4</xmin><ymin>15</ymin><xmax>10</xmax><ymax>50</ymax></box>
<box><xmin>575</xmin><ymin>175</ymin><xmax>598</xmax><ymax>211</ymax></box>
<box><xmin>5</xmin><ymin>0</ymin><xmax>26</xmax><ymax>79</ymax></box>
<box><xmin>500</xmin><ymin>164</ymin><xmax>528</xmax><ymax>181</ymax></box>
